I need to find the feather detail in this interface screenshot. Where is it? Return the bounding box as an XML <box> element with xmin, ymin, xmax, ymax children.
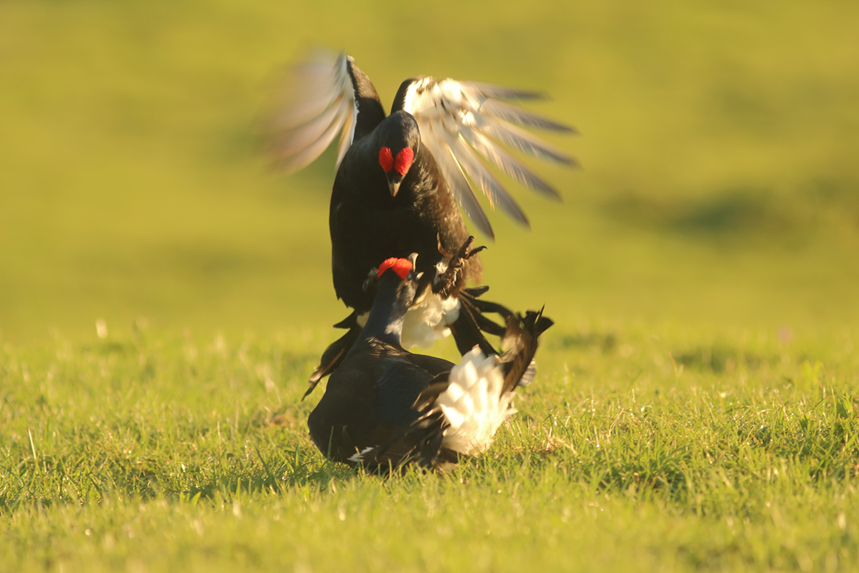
<box><xmin>395</xmin><ymin>76</ymin><xmax>575</xmax><ymax>236</ymax></box>
<box><xmin>263</xmin><ymin>50</ymin><xmax>384</xmax><ymax>174</ymax></box>
<box><xmin>400</xmin><ymin>293</ymin><xmax>460</xmax><ymax>349</ymax></box>
<box><xmin>436</xmin><ymin>347</ymin><xmax>516</xmax><ymax>455</ymax></box>
<box><xmin>421</xmin><ymin>118</ymin><xmax>495</xmax><ymax>239</ymax></box>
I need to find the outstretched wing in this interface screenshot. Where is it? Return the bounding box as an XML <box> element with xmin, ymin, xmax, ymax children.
<box><xmin>263</xmin><ymin>50</ymin><xmax>386</xmax><ymax>173</ymax></box>
<box><xmin>392</xmin><ymin>77</ymin><xmax>576</xmax><ymax>238</ymax></box>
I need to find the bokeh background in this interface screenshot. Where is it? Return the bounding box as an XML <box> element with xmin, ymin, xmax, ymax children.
<box><xmin>2</xmin><ymin>0</ymin><xmax>858</xmax><ymax>343</ymax></box>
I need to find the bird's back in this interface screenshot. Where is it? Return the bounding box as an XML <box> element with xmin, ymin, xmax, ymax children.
<box><xmin>308</xmin><ymin>336</ymin><xmax>452</xmax><ymax>464</ymax></box>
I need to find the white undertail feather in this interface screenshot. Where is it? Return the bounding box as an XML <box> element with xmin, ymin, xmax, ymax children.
<box><xmin>400</xmin><ymin>293</ymin><xmax>460</xmax><ymax>349</ymax></box>
<box><xmin>436</xmin><ymin>347</ymin><xmax>516</xmax><ymax>456</ymax></box>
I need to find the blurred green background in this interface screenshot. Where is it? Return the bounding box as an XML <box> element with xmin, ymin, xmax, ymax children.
<box><xmin>2</xmin><ymin>0</ymin><xmax>858</xmax><ymax>343</ymax></box>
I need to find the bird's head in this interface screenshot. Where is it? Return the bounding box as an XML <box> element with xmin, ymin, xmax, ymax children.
<box><xmin>377</xmin><ymin>112</ymin><xmax>420</xmax><ymax>197</ymax></box>
<box><xmin>359</xmin><ymin>254</ymin><xmax>421</xmax><ymax>344</ymax></box>
<box><xmin>369</xmin><ymin>253</ymin><xmax>421</xmax><ymax>309</ymax></box>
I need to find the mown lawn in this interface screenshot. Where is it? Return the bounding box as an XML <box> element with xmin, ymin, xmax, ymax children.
<box><xmin>2</xmin><ymin>0</ymin><xmax>859</xmax><ymax>571</ymax></box>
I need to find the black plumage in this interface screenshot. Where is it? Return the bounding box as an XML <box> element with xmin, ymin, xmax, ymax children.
<box><xmin>307</xmin><ymin>256</ymin><xmax>553</xmax><ymax>471</ymax></box>
<box><xmin>265</xmin><ymin>51</ymin><xmax>573</xmax><ymax>394</ymax></box>
<box><xmin>329</xmin><ymin>110</ymin><xmax>476</xmax><ymax>313</ymax></box>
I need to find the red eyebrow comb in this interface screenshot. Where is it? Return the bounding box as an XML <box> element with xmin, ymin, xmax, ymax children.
<box><xmin>376</xmin><ymin>257</ymin><xmax>412</xmax><ymax>279</ymax></box>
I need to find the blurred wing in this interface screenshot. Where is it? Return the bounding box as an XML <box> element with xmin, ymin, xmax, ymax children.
<box><xmin>394</xmin><ymin>77</ymin><xmax>576</xmax><ymax>238</ymax></box>
<box><xmin>264</xmin><ymin>50</ymin><xmax>385</xmax><ymax>173</ymax></box>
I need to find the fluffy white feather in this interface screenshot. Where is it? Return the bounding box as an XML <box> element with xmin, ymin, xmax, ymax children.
<box><xmin>354</xmin><ymin>292</ymin><xmax>460</xmax><ymax>349</ymax></box>
<box><xmin>436</xmin><ymin>347</ymin><xmax>516</xmax><ymax>455</ymax></box>
<box><xmin>400</xmin><ymin>293</ymin><xmax>460</xmax><ymax>349</ymax></box>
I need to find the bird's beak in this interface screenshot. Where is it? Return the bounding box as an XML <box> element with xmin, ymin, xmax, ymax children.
<box><xmin>408</xmin><ymin>253</ymin><xmax>420</xmax><ymax>280</ymax></box>
<box><xmin>386</xmin><ymin>173</ymin><xmax>404</xmax><ymax>197</ymax></box>
<box><xmin>388</xmin><ymin>179</ymin><xmax>401</xmax><ymax>197</ymax></box>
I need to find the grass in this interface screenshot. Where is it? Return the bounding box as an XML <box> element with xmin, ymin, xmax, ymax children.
<box><xmin>2</xmin><ymin>0</ymin><xmax>859</xmax><ymax>570</ymax></box>
<box><xmin>2</xmin><ymin>326</ymin><xmax>859</xmax><ymax>571</ymax></box>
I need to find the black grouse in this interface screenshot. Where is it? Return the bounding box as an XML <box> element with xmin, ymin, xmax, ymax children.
<box><xmin>264</xmin><ymin>50</ymin><xmax>573</xmax><ymax>393</ymax></box>
<box><xmin>307</xmin><ymin>255</ymin><xmax>553</xmax><ymax>471</ymax></box>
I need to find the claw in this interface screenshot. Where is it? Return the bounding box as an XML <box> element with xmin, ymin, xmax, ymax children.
<box><xmin>465</xmin><ymin>245</ymin><xmax>487</xmax><ymax>259</ymax></box>
<box><xmin>436</xmin><ymin>233</ymin><xmax>453</xmax><ymax>260</ymax></box>
<box><xmin>434</xmin><ymin>236</ymin><xmax>486</xmax><ymax>298</ymax></box>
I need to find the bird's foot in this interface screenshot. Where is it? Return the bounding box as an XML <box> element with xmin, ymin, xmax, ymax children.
<box><xmin>435</xmin><ymin>235</ymin><xmax>486</xmax><ymax>298</ymax></box>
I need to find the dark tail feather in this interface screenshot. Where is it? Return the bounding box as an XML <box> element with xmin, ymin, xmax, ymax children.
<box><xmin>499</xmin><ymin>309</ymin><xmax>554</xmax><ymax>392</ymax></box>
<box><xmin>449</xmin><ymin>286</ymin><xmax>513</xmax><ymax>356</ymax></box>
<box><xmin>303</xmin><ymin>311</ymin><xmax>363</xmax><ymax>400</ymax></box>
<box><xmin>498</xmin><ymin>308</ymin><xmax>554</xmax><ymax>394</ymax></box>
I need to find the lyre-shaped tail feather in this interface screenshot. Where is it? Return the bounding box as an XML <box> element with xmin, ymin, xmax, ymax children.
<box><xmin>449</xmin><ymin>286</ymin><xmax>513</xmax><ymax>357</ymax></box>
<box><xmin>497</xmin><ymin>308</ymin><xmax>554</xmax><ymax>394</ymax></box>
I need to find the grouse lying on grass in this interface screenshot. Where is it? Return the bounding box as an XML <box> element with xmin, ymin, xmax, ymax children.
<box><xmin>307</xmin><ymin>255</ymin><xmax>553</xmax><ymax>471</ymax></box>
<box><xmin>264</xmin><ymin>50</ymin><xmax>573</xmax><ymax>394</ymax></box>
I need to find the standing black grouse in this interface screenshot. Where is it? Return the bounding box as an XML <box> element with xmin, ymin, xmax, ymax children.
<box><xmin>264</xmin><ymin>50</ymin><xmax>574</xmax><ymax>393</ymax></box>
<box><xmin>307</xmin><ymin>255</ymin><xmax>553</xmax><ymax>471</ymax></box>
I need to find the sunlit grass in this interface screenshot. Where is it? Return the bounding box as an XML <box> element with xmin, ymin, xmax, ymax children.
<box><xmin>2</xmin><ymin>325</ymin><xmax>858</xmax><ymax>571</ymax></box>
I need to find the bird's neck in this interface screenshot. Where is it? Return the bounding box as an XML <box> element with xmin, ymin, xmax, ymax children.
<box><xmin>360</xmin><ymin>276</ymin><xmax>411</xmax><ymax>347</ymax></box>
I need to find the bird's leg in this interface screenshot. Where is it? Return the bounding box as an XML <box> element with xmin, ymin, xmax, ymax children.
<box><xmin>434</xmin><ymin>235</ymin><xmax>486</xmax><ymax>298</ymax></box>
<box><xmin>436</xmin><ymin>234</ymin><xmax>454</xmax><ymax>260</ymax></box>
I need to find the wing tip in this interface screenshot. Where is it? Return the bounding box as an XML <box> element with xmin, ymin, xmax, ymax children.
<box><xmin>555</xmin><ymin>123</ymin><xmax>580</xmax><ymax>135</ymax></box>
<box><xmin>478</xmin><ymin>222</ymin><xmax>496</xmax><ymax>242</ymax></box>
